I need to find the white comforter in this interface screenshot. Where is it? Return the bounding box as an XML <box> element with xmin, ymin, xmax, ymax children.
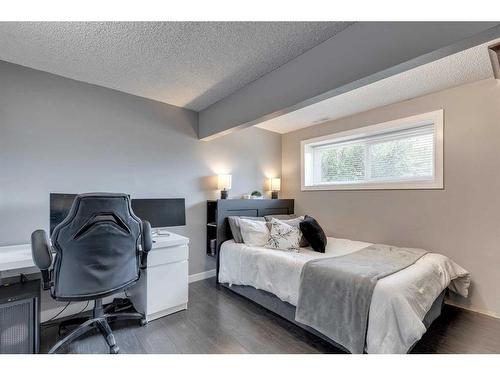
<box><xmin>218</xmin><ymin>237</ymin><xmax>470</xmax><ymax>354</ymax></box>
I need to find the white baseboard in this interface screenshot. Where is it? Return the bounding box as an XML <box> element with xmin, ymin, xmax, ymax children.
<box><xmin>445</xmin><ymin>300</ymin><xmax>500</xmax><ymax>320</ymax></box>
<box><xmin>189</xmin><ymin>269</ymin><xmax>216</xmax><ymax>283</ymax></box>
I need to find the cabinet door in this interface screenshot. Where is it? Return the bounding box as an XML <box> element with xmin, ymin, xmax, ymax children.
<box><xmin>147</xmin><ymin>261</ymin><xmax>188</xmax><ymax>314</ymax></box>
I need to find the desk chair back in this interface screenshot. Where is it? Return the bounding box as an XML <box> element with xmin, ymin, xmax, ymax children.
<box><xmin>50</xmin><ymin>193</ymin><xmax>142</xmax><ymax>301</ymax></box>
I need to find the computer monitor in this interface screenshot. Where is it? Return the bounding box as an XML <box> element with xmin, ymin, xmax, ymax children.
<box><xmin>131</xmin><ymin>198</ymin><xmax>186</xmax><ymax>228</ymax></box>
<box><xmin>49</xmin><ymin>193</ymin><xmax>77</xmax><ymax>235</ymax></box>
<box><xmin>50</xmin><ymin>194</ymin><xmax>186</xmax><ymax>235</ymax></box>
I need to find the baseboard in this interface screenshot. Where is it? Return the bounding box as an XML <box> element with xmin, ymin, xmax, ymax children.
<box><xmin>445</xmin><ymin>300</ymin><xmax>500</xmax><ymax>320</ymax></box>
<box><xmin>189</xmin><ymin>269</ymin><xmax>216</xmax><ymax>283</ymax></box>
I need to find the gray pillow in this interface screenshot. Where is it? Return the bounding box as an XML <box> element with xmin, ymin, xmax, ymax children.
<box><xmin>265</xmin><ymin>216</ymin><xmax>309</xmax><ymax>247</ymax></box>
<box><xmin>228</xmin><ymin>216</ymin><xmax>265</xmax><ymax>243</ymax></box>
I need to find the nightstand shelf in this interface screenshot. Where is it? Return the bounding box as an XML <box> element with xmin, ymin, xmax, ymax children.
<box><xmin>206</xmin><ymin>200</ymin><xmax>218</xmax><ymax>256</ymax></box>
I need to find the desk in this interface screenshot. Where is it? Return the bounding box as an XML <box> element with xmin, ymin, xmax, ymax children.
<box><xmin>0</xmin><ymin>232</ymin><xmax>189</xmax><ymax>322</ymax></box>
<box><xmin>0</xmin><ymin>244</ymin><xmax>40</xmax><ymax>272</ymax></box>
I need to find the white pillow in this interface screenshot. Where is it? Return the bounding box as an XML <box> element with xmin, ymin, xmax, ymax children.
<box><xmin>239</xmin><ymin>218</ymin><xmax>270</xmax><ymax>246</ymax></box>
<box><xmin>265</xmin><ymin>218</ymin><xmax>301</xmax><ymax>252</ymax></box>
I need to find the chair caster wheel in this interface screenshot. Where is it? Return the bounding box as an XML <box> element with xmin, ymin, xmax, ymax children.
<box><xmin>110</xmin><ymin>345</ymin><xmax>120</xmax><ymax>354</ymax></box>
<box><xmin>140</xmin><ymin>318</ymin><xmax>147</xmax><ymax>326</ymax></box>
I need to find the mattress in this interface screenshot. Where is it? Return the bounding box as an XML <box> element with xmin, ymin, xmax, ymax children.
<box><xmin>219</xmin><ymin>237</ymin><xmax>471</xmax><ymax>354</ymax></box>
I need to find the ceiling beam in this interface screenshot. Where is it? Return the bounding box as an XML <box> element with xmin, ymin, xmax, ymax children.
<box><xmin>198</xmin><ymin>22</ymin><xmax>500</xmax><ymax>140</ymax></box>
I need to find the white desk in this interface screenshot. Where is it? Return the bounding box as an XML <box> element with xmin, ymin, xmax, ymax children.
<box><xmin>0</xmin><ymin>243</ymin><xmax>39</xmax><ymax>272</ymax></box>
<box><xmin>0</xmin><ymin>232</ymin><xmax>189</xmax><ymax>322</ymax></box>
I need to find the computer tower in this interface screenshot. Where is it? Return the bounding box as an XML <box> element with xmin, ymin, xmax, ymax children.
<box><xmin>0</xmin><ymin>279</ymin><xmax>40</xmax><ymax>354</ymax></box>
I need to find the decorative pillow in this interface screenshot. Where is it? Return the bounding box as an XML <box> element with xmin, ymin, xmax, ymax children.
<box><xmin>228</xmin><ymin>216</ymin><xmax>265</xmax><ymax>243</ymax></box>
<box><xmin>239</xmin><ymin>218</ymin><xmax>270</xmax><ymax>246</ymax></box>
<box><xmin>265</xmin><ymin>216</ymin><xmax>309</xmax><ymax>247</ymax></box>
<box><xmin>264</xmin><ymin>214</ymin><xmax>297</xmax><ymax>221</ymax></box>
<box><xmin>265</xmin><ymin>218</ymin><xmax>301</xmax><ymax>252</ymax></box>
<box><xmin>299</xmin><ymin>215</ymin><xmax>327</xmax><ymax>253</ymax></box>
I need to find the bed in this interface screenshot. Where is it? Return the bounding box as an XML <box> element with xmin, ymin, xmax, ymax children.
<box><xmin>218</xmin><ymin>238</ymin><xmax>470</xmax><ymax>353</ymax></box>
<box><xmin>211</xmin><ymin>199</ymin><xmax>470</xmax><ymax>354</ymax></box>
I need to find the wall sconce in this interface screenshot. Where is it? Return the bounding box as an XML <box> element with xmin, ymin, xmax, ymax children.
<box><xmin>218</xmin><ymin>174</ymin><xmax>232</xmax><ymax>199</ymax></box>
<box><xmin>270</xmin><ymin>177</ymin><xmax>281</xmax><ymax>199</ymax></box>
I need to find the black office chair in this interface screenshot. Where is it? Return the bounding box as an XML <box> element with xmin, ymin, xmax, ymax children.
<box><xmin>31</xmin><ymin>193</ymin><xmax>152</xmax><ymax>354</ymax></box>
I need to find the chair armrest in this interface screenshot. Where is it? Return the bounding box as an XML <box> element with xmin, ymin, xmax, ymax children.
<box><xmin>31</xmin><ymin>229</ymin><xmax>53</xmax><ymax>290</ymax></box>
<box><xmin>140</xmin><ymin>220</ymin><xmax>152</xmax><ymax>269</ymax></box>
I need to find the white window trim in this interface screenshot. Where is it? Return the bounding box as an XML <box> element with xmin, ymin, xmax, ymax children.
<box><xmin>301</xmin><ymin>109</ymin><xmax>444</xmax><ymax>191</ymax></box>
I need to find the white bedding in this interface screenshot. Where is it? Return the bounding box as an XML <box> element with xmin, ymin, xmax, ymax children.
<box><xmin>218</xmin><ymin>237</ymin><xmax>470</xmax><ymax>354</ymax></box>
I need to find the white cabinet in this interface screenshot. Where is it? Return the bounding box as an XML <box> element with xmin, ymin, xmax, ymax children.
<box><xmin>128</xmin><ymin>232</ymin><xmax>189</xmax><ymax>322</ymax></box>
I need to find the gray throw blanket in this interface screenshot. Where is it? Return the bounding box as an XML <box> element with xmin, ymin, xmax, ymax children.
<box><xmin>295</xmin><ymin>244</ymin><xmax>427</xmax><ymax>353</ymax></box>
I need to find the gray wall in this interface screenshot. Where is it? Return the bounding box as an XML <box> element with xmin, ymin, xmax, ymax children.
<box><xmin>199</xmin><ymin>22</ymin><xmax>500</xmax><ymax>139</ymax></box>
<box><xmin>282</xmin><ymin>78</ymin><xmax>500</xmax><ymax>317</ymax></box>
<box><xmin>0</xmin><ymin>60</ymin><xmax>282</xmax><ymax>276</ymax></box>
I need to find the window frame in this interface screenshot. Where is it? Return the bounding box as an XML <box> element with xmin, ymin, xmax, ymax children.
<box><xmin>301</xmin><ymin>110</ymin><xmax>444</xmax><ymax>191</ymax></box>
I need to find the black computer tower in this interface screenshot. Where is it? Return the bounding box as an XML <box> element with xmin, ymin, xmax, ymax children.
<box><xmin>0</xmin><ymin>278</ymin><xmax>40</xmax><ymax>354</ymax></box>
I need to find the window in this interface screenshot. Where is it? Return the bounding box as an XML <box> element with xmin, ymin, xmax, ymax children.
<box><xmin>301</xmin><ymin>110</ymin><xmax>443</xmax><ymax>190</ymax></box>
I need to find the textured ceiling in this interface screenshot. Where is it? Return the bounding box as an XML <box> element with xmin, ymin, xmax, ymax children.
<box><xmin>256</xmin><ymin>39</ymin><xmax>498</xmax><ymax>134</ymax></box>
<box><xmin>0</xmin><ymin>22</ymin><xmax>353</xmax><ymax>111</ymax></box>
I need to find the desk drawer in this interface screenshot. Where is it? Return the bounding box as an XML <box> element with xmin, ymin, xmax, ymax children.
<box><xmin>148</xmin><ymin>245</ymin><xmax>188</xmax><ymax>266</ymax></box>
<box><xmin>147</xmin><ymin>260</ymin><xmax>188</xmax><ymax>315</ymax></box>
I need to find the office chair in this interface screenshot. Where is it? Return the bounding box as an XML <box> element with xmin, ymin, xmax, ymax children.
<box><xmin>31</xmin><ymin>193</ymin><xmax>152</xmax><ymax>354</ymax></box>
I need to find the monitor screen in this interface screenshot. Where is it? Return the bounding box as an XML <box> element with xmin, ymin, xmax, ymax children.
<box><xmin>50</xmin><ymin>193</ymin><xmax>77</xmax><ymax>235</ymax></box>
<box><xmin>131</xmin><ymin>198</ymin><xmax>186</xmax><ymax>228</ymax></box>
<box><xmin>50</xmin><ymin>194</ymin><xmax>186</xmax><ymax>234</ymax></box>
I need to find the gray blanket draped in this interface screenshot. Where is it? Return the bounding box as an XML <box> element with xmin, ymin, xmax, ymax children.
<box><xmin>295</xmin><ymin>244</ymin><xmax>427</xmax><ymax>353</ymax></box>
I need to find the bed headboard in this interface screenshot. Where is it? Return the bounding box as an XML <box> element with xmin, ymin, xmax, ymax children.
<box><xmin>213</xmin><ymin>198</ymin><xmax>294</xmax><ymax>281</ymax></box>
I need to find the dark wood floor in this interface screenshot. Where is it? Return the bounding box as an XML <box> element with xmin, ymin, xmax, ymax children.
<box><xmin>41</xmin><ymin>277</ymin><xmax>500</xmax><ymax>354</ymax></box>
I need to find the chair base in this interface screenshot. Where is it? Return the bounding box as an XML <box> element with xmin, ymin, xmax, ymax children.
<box><xmin>48</xmin><ymin>298</ymin><xmax>145</xmax><ymax>354</ymax></box>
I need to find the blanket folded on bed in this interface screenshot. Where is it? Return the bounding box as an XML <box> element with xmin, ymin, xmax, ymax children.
<box><xmin>295</xmin><ymin>244</ymin><xmax>427</xmax><ymax>353</ymax></box>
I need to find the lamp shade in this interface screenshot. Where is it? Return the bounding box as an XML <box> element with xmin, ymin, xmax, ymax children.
<box><xmin>270</xmin><ymin>177</ymin><xmax>281</xmax><ymax>191</ymax></box>
<box><xmin>218</xmin><ymin>174</ymin><xmax>232</xmax><ymax>190</ymax></box>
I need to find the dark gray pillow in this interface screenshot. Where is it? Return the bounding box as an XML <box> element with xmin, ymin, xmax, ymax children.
<box><xmin>228</xmin><ymin>216</ymin><xmax>265</xmax><ymax>243</ymax></box>
<box><xmin>299</xmin><ymin>215</ymin><xmax>327</xmax><ymax>253</ymax></box>
<box><xmin>264</xmin><ymin>216</ymin><xmax>309</xmax><ymax>247</ymax></box>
